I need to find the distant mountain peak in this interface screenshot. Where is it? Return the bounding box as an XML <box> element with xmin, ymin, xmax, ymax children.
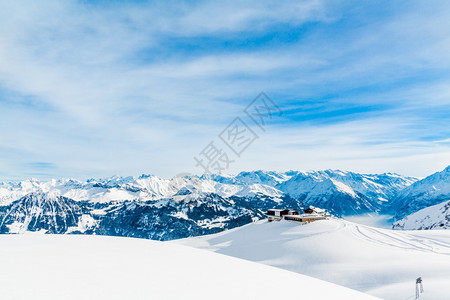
<box><xmin>389</xmin><ymin>166</ymin><xmax>450</xmax><ymax>220</ymax></box>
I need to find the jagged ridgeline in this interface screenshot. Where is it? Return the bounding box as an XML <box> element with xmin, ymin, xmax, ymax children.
<box><xmin>0</xmin><ymin>191</ymin><xmax>300</xmax><ymax>240</ymax></box>
<box><xmin>1</xmin><ymin>167</ymin><xmax>448</xmax><ymax>240</ymax></box>
<box><xmin>387</xmin><ymin>165</ymin><xmax>450</xmax><ymax>220</ymax></box>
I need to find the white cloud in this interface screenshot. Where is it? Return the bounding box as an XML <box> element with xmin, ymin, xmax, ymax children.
<box><xmin>0</xmin><ymin>0</ymin><xmax>449</xmax><ymax>180</ymax></box>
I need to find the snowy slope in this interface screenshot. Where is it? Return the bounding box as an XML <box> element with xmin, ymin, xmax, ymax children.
<box><xmin>390</xmin><ymin>165</ymin><xmax>450</xmax><ymax>220</ymax></box>
<box><xmin>176</xmin><ymin>218</ymin><xmax>450</xmax><ymax>300</ymax></box>
<box><xmin>0</xmin><ymin>235</ymin><xmax>379</xmax><ymax>300</ymax></box>
<box><xmin>393</xmin><ymin>200</ymin><xmax>450</xmax><ymax>230</ymax></box>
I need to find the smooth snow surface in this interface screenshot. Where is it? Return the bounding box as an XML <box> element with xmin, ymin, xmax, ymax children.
<box><xmin>0</xmin><ymin>234</ymin><xmax>379</xmax><ymax>300</ymax></box>
<box><xmin>176</xmin><ymin>218</ymin><xmax>450</xmax><ymax>300</ymax></box>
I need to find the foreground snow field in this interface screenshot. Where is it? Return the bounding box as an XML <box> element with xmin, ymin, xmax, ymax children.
<box><xmin>176</xmin><ymin>218</ymin><xmax>450</xmax><ymax>300</ymax></box>
<box><xmin>0</xmin><ymin>234</ymin><xmax>379</xmax><ymax>300</ymax></box>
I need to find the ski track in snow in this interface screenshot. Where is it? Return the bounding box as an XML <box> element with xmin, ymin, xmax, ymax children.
<box><xmin>349</xmin><ymin>223</ymin><xmax>450</xmax><ymax>254</ymax></box>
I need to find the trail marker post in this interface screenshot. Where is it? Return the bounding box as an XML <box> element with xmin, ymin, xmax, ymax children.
<box><xmin>415</xmin><ymin>277</ymin><xmax>423</xmax><ymax>299</ymax></box>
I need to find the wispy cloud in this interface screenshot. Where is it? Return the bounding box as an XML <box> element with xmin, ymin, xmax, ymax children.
<box><xmin>0</xmin><ymin>0</ymin><xmax>449</xmax><ymax>180</ymax></box>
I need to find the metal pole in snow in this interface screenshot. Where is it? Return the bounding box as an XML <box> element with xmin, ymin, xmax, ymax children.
<box><xmin>415</xmin><ymin>277</ymin><xmax>423</xmax><ymax>299</ymax></box>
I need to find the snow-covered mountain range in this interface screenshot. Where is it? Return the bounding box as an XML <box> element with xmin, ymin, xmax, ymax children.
<box><xmin>0</xmin><ymin>191</ymin><xmax>284</xmax><ymax>240</ymax></box>
<box><xmin>0</xmin><ymin>166</ymin><xmax>448</xmax><ymax>237</ymax></box>
<box><xmin>0</xmin><ymin>172</ymin><xmax>304</xmax><ymax>239</ymax></box>
<box><xmin>0</xmin><ymin>170</ymin><xmax>417</xmax><ymax>211</ymax></box>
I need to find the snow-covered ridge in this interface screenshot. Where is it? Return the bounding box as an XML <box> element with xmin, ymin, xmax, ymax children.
<box><xmin>390</xmin><ymin>165</ymin><xmax>450</xmax><ymax>220</ymax></box>
<box><xmin>393</xmin><ymin>200</ymin><xmax>450</xmax><ymax>230</ymax></box>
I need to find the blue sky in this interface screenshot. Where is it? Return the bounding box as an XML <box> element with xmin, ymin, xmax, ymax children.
<box><xmin>0</xmin><ymin>0</ymin><xmax>449</xmax><ymax>180</ymax></box>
